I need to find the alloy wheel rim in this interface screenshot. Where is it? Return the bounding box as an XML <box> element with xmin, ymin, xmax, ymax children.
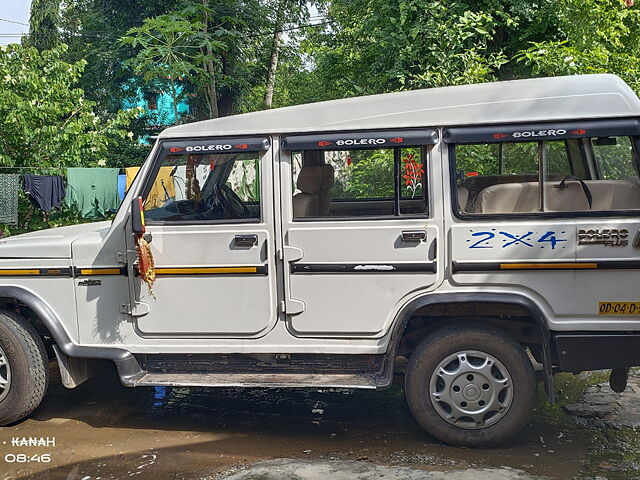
<box><xmin>429</xmin><ymin>350</ymin><xmax>513</xmax><ymax>430</ymax></box>
<box><xmin>0</xmin><ymin>345</ymin><xmax>11</xmax><ymax>403</ymax></box>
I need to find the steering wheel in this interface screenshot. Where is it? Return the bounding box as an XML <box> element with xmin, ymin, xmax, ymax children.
<box><xmin>213</xmin><ymin>184</ymin><xmax>250</xmax><ymax>219</ymax></box>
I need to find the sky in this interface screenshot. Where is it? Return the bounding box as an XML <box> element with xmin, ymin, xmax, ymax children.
<box><xmin>0</xmin><ymin>1</ymin><xmax>31</xmax><ymax>46</ymax></box>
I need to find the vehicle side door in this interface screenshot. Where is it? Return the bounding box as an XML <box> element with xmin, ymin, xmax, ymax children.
<box><xmin>278</xmin><ymin>129</ymin><xmax>444</xmax><ymax>336</ymax></box>
<box><xmin>445</xmin><ymin>119</ymin><xmax>640</xmax><ymax>331</ymax></box>
<box><xmin>125</xmin><ymin>136</ymin><xmax>278</xmax><ymax>337</ymax></box>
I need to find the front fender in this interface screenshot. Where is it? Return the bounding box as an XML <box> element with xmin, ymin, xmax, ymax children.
<box><xmin>0</xmin><ymin>286</ymin><xmax>143</xmax><ymax>385</ymax></box>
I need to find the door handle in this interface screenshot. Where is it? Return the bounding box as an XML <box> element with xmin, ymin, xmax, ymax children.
<box><xmin>234</xmin><ymin>234</ymin><xmax>258</xmax><ymax>247</ymax></box>
<box><xmin>401</xmin><ymin>230</ymin><xmax>427</xmax><ymax>242</ymax></box>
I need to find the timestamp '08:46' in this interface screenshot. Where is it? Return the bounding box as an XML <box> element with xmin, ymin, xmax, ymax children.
<box><xmin>4</xmin><ymin>453</ymin><xmax>51</xmax><ymax>463</ymax></box>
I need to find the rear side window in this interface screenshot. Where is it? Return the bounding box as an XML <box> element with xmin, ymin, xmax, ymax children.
<box><xmin>448</xmin><ymin>122</ymin><xmax>640</xmax><ymax>216</ymax></box>
<box><xmin>592</xmin><ymin>136</ymin><xmax>637</xmax><ymax>179</ymax></box>
<box><xmin>290</xmin><ymin>147</ymin><xmax>427</xmax><ymax>218</ymax></box>
<box><xmin>283</xmin><ymin>130</ymin><xmax>437</xmax><ymax>220</ymax></box>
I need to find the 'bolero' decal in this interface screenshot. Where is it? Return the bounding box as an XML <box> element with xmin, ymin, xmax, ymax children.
<box><xmin>281</xmin><ymin>129</ymin><xmax>438</xmax><ymax>151</ymax></box>
<box><xmin>162</xmin><ymin>137</ymin><xmax>270</xmax><ymax>154</ymax></box>
<box><xmin>443</xmin><ymin>119</ymin><xmax>640</xmax><ymax>144</ymax></box>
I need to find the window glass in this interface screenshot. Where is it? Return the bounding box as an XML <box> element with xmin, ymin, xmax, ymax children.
<box><xmin>592</xmin><ymin>136</ymin><xmax>637</xmax><ymax>179</ymax></box>
<box><xmin>291</xmin><ymin>147</ymin><xmax>427</xmax><ymax>219</ymax></box>
<box><xmin>455</xmin><ymin>136</ymin><xmax>640</xmax><ymax>215</ymax></box>
<box><xmin>143</xmin><ymin>152</ymin><xmax>261</xmax><ymax>222</ymax></box>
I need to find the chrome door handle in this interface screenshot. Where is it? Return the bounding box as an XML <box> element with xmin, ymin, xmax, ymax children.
<box><xmin>234</xmin><ymin>234</ymin><xmax>258</xmax><ymax>247</ymax></box>
<box><xmin>401</xmin><ymin>230</ymin><xmax>427</xmax><ymax>242</ymax></box>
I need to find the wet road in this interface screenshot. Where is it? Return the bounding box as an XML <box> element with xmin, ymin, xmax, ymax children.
<box><xmin>0</xmin><ymin>365</ymin><xmax>636</xmax><ymax>479</ymax></box>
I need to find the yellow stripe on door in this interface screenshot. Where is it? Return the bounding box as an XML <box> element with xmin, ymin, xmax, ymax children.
<box><xmin>0</xmin><ymin>269</ymin><xmax>41</xmax><ymax>276</ymax></box>
<box><xmin>154</xmin><ymin>267</ymin><xmax>257</xmax><ymax>275</ymax></box>
<box><xmin>79</xmin><ymin>268</ymin><xmax>122</xmax><ymax>275</ymax></box>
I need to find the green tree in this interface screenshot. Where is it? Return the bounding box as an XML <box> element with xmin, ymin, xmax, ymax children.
<box><xmin>0</xmin><ymin>43</ymin><xmax>139</xmax><ymax>234</ymax></box>
<box><xmin>263</xmin><ymin>0</ymin><xmax>309</xmax><ymax>108</ymax></box>
<box><xmin>60</xmin><ymin>0</ymin><xmax>176</xmax><ymax>121</ymax></box>
<box><xmin>286</xmin><ymin>0</ymin><xmax>509</xmax><ymax>101</ymax></box>
<box><xmin>121</xmin><ymin>16</ymin><xmax>212</xmax><ymax>123</ymax></box>
<box><xmin>0</xmin><ymin>44</ymin><xmax>138</xmax><ymax>169</ymax></box>
<box><xmin>515</xmin><ymin>0</ymin><xmax>640</xmax><ymax>92</ymax></box>
<box><xmin>26</xmin><ymin>0</ymin><xmax>61</xmax><ymax>51</ymax></box>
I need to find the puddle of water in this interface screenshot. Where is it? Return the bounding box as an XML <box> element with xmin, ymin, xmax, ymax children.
<box><xmin>1</xmin><ymin>366</ymin><xmax>636</xmax><ymax>479</ymax></box>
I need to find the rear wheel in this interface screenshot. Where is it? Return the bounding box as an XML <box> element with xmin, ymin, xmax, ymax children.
<box><xmin>405</xmin><ymin>324</ymin><xmax>536</xmax><ymax>447</ymax></box>
<box><xmin>0</xmin><ymin>310</ymin><xmax>49</xmax><ymax>425</ymax></box>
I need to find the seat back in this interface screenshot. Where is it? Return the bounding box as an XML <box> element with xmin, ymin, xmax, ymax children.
<box><xmin>475</xmin><ymin>182</ymin><xmax>540</xmax><ymax>214</ymax></box>
<box><xmin>293</xmin><ymin>166</ymin><xmax>324</xmax><ymax>217</ymax></box>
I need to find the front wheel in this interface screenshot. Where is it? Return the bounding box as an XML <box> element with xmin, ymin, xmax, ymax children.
<box><xmin>405</xmin><ymin>324</ymin><xmax>536</xmax><ymax>447</ymax></box>
<box><xmin>0</xmin><ymin>310</ymin><xmax>49</xmax><ymax>425</ymax></box>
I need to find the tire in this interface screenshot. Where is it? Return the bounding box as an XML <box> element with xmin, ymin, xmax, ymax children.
<box><xmin>0</xmin><ymin>310</ymin><xmax>49</xmax><ymax>425</ymax></box>
<box><xmin>405</xmin><ymin>323</ymin><xmax>536</xmax><ymax>447</ymax></box>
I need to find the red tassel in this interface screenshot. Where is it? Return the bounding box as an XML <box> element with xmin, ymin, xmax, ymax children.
<box><xmin>346</xmin><ymin>155</ymin><xmax>352</xmax><ymax>166</ymax></box>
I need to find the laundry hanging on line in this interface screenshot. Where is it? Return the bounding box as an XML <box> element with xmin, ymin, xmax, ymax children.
<box><xmin>0</xmin><ymin>174</ymin><xmax>20</xmax><ymax>225</ymax></box>
<box><xmin>118</xmin><ymin>174</ymin><xmax>127</xmax><ymax>201</ymax></box>
<box><xmin>126</xmin><ymin>167</ymin><xmax>175</xmax><ymax>209</ymax></box>
<box><xmin>66</xmin><ymin>168</ymin><xmax>120</xmax><ymax>218</ymax></box>
<box><xmin>22</xmin><ymin>175</ymin><xmax>66</xmax><ymax>213</ymax></box>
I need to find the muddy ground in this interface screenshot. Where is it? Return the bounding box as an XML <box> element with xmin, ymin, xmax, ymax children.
<box><xmin>1</xmin><ymin>365</ymin><xmax>639</xmax><ymax>480</ymax></box>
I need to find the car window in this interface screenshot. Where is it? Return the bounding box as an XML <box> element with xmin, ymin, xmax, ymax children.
<box><xmin>454</xmin><ymin>136</ymin><xmax>640</xmax><ymax>215</ymax></box>
<box><xmin>592</xmin><ymin>136</ymin><xmax>638</xmax><ymax>179</ymax></box>
<box><xmin>143</xmin><ymin>152</ymin><xmax>261</xmax><ymax>223</ymax></box>
<box><xmin>291</xmin><ymin>146</ymin><xmax>428</xmax><ymax>219</ymax></box>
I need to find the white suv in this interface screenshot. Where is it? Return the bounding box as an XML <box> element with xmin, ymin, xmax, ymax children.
<box><xmin>1</xmin><ymin>74</ymin><xmax>639</xmax><ymax>447</ymax></box>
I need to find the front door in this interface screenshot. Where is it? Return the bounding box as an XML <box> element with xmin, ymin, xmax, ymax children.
<box><xmin>126</xmin><ymin>136</ymin><xmax>278</xmax><ymax>337</ymax></box>
<box><xmin>278</xmin><ymin>129</ymin><xmax>444</xmax><ymax>336</ymax></box>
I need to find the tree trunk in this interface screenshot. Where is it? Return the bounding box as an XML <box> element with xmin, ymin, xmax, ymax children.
<box><xmin>264</xmin><ymin>0</ymin><xmax>287</xmax><ymax>109</ymax></box>
<box><xmin>217</xmin><ymin>51</ymin><xmax>234</xmax><ymax>116</ymax></box>
<box><xmin>202</xmin><ymin>0</ymin><xmax>219</xmax><ymax>118</ymax></box>
<box><xmin>170</xmin><ymin>76</ymin><xmax>179</xmax><ymax>124</ymax></box>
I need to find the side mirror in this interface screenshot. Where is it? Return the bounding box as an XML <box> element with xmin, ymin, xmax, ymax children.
<box><xmin>131</xmin><ymin>197</ymin><xmax>145</xmax><ymax>235</ymax></box>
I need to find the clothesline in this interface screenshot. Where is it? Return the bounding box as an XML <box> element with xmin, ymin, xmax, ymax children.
<box><xmin>0</xmin><ymin>166</ymin><xmax>66</xmax><ymax>170</ymax></box>
<box><xmin>0</xmin><ymin>166</ymin><xmax>131</xmax><ymax>171</ymax></box>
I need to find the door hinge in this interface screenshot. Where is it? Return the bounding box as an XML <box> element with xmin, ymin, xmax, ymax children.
<box><xmin>115</xmin><ymin>252</ymin><xmax>128</xmax><ymax>264</ymax></box>
<box><xmin>120</xmin><ymin>302</ymin><xmax>150</xmax><ymax>317</ymax></box>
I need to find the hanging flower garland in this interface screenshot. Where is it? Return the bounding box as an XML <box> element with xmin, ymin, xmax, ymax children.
<box><xmin>135</xmin><ymin>234</ymin><xmax>156</xmax><ymax>297</ymax></box>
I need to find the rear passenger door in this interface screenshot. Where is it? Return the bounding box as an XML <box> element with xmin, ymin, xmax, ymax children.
<box><xmin>278</xmin><ymin>129</ymin><xmax>444</xmax><ymax>336</ymax></box>
<box><xmin>445</xmin><ymin>119</ymin><xmax>640</xmax><ymax>330</ymax></box>
<box><xmin>572</xmin><ymin>130</ymin><xmax>640</xmax><ymax>325</ymax></box>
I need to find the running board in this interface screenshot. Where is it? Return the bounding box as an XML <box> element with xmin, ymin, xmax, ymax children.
<box><xmin>133</xmin><ymin>372</ymin><xmax>377</xmax><ymax>389</ymax></box>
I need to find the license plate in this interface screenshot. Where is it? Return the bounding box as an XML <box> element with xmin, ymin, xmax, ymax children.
<box><xmin>599</xmin><ymin>302</ymin><xmax>640</xmax><ymax>315</ymax></box>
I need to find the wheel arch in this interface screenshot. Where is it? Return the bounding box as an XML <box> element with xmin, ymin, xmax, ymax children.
<box><xmin>381</xmin><ymin>292</ymin><xmax>554</xmax><ymax>402</ymax></box>
<box><xmin>0</xmin><ymin>286</ymin><xmax>143</xmax><ymax>385</ymax></box>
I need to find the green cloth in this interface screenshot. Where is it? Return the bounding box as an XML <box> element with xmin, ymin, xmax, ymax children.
<box><xmin>66</xmin><ymin>168</ymin><xmax>120</xmax><ymax>218</ymax></box>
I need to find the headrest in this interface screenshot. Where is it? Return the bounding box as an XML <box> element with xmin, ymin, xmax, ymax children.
<box><xmin>297</xmin><ymin>166</ymin><xmax>325</xmax><ymax>194</ymax></box>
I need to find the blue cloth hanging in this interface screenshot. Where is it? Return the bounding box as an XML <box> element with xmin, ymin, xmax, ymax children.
<box><xmin>118</xmin><ymin>174</ymin><xmax>127</xmax><ymax>201</ymax></box>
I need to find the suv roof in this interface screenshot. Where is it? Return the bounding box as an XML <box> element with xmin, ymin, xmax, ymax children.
<box><xmin>159</xmin><ymin>74</ymin><xmax>640</xmax><ymax>139</ymax></box>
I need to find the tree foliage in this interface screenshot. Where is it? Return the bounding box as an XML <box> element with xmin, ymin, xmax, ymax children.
<box><xmin>121</xmin><ymin>15</ymin><xmax>213</xmax><ymax>123</ymax></box>
<box><xmin>515</xmin><ymin>0</ymin><xmax>640</xmax><ymax>91</ymax></box>
<box><xmin>26</xmin><ymin>0</ymin><xmax>61</xmax><ymax>51</ymax></box>
<box><xmin>0</xmin><ymin>44</ymin><xmax>139</xmax><ymax>169</ymax></box>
